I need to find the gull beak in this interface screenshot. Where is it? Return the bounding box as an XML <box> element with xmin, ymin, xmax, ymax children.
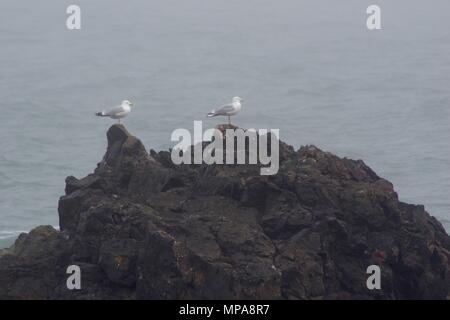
<box><xmin>130</xmin><ymin>102</ymin><xmax>134</xmax><ymax>106</ymax></box>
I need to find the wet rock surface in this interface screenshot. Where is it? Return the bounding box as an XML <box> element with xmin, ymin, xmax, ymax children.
<box><xmin>1</xmin><ymin>124</ymin><xmax>449</xmax><ymax>299</ymax></box>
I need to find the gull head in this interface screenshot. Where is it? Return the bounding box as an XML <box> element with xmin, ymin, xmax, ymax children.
<box><xmin>232</xmin><ymin>97</ymin><xmax>244</xmax><ymax>103</ymax></box>
<box><xmin>122</xmin><ymin>100</ymin><xmax>134</xmax><ymax>107</ymax></box>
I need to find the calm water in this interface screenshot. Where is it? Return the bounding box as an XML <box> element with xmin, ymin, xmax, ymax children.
<box><xmin>1</xmin><ymin>0</ymin><xmax>449</xmax><ymax>248</ymax></box>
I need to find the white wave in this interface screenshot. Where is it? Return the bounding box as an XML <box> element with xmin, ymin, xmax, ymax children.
<box><xmin>0</xmin><ymin>226</ymin><xmax>60</xmax><ymax>240</ymax></box>
<box><xmin>0</xmin><ymin>230</ymin><xmax>28</xmax><ymax>240</ymax></box>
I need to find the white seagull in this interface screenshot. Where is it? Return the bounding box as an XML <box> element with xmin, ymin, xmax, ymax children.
<box><xmin>207</xmin><ymin>97</ymin><xmax>243</xmax><ymax>125</ymax></box>
<box><xmin>95</xmin><ymin>100</ymin><xmax>134</xmax><ymax>123</ymax></box>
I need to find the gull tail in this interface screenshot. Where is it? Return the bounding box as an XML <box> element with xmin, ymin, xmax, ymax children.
<box><xmin>95</xmin><ymin>111</ymin><xmax>108</xmax><ymax>117</ymax></box>
<box><xmin>207</xmin><ymin>111</ymin><xmax>217</xmax><ymax>117</ymax></box>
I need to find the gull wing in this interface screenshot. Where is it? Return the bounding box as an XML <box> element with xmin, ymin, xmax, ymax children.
<box><xmin>211</xmin><ymin>103</ymin><xmax>235</xmax><ymax>116</ymax></box>
<box><xmin>106</xmin><ymin>105</ymin><xmax>126</xmax><ymax>116</ymax></box>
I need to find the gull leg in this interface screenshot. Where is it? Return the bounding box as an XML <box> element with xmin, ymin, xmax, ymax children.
<box><xmin>228</xmin><ymin>116</ymin><xmax>231</xmax><ymax>126</ymax></box>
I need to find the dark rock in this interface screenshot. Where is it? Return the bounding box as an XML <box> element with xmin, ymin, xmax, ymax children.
<box><xmin>1</xmin><ymin>124</ymin><xmax>449</xmax><ymax>300</ymax></box>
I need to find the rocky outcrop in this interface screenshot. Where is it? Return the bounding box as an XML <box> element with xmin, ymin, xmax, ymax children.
<box><xmin>1</xmin><ymin>124</ymin><xmax>449</xmax><ymax>299</ymax></box>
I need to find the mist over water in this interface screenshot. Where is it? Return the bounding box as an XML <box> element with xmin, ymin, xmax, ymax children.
<box><xmin>1</xmin><ymin>0</ymin><xmax>449</xmax><ymax>247</ymax></box>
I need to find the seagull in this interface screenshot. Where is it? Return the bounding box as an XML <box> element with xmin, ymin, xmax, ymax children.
<box><xmin>95</xmin><ymin>100</ymin><xmax>134</xmax><ymax>123</ymax></box>
<box><xmin>207</xmin><ymin>97</ymin><xmax>243</xmax><ymax>125</ymax></box>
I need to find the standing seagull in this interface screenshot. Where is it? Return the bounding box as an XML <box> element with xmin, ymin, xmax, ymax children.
<box><xmin>207</xmin><ymin>97</ymin><xmax>243</xmax><ymax>125</ymax></box>
<box><xmin>95</xmin><ymin>100</ymin><xmax>134</xmax><ymax>123</ymax></box>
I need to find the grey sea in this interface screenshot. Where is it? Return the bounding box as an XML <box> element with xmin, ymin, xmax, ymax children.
<box><xmin>1</xmin><ymin>0</ymin><xmax>449</xmax><ymax>248</ymax></box>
